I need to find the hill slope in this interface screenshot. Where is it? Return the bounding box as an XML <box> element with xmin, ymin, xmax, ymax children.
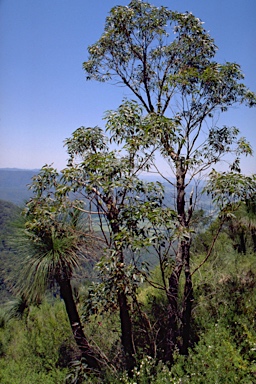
<box><xmin>0</xmin><ymin>200</ymin><xmax>21</xmax><ymax>303</ymax></box>
<box><xmin>0</xmin><ymin>169</ymin><xmax>39</xmax><ymax>205</ymax></box>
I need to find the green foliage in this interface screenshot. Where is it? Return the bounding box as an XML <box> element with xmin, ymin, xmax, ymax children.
<box><xmin>12</xmin><ymin>166</ymin><xmax>92</xmax><ymax>303</ymax></box>
<box><xmin>0</xmin><ymin>200</ymin><xmax>22</xmax><ymax>304</ymax></box>
<box><xmin>84</xmin><ymin>1</ymin><xmax>219</xmax><ymax>114</ymax></box>
<box><xmin>83</xmin><ymin>0</ymin><xmax>256</xmax><ymax>365</ymax></box>
<box><xmin>83</xmin><ymin>311</ymin><xmax>122</xmax><ymax>369</ymax></box>
<box><xmin>182</xmin><ymin>242</ymin><xmax>256</xmax><ymax>383</ymax></box>
<box><xmin>1</xmin><ymin>209</ymin><xmax>256</xmax><ymax>382</ymax></box>
<box><xmin>0</xmin><ymin>300</ymin><xmax>72</xmax><ymax>384</ymax></box>
<box><xmin>114</xmin><ymin>356</ymin><xmax>173</xmax><ymax>384</ymax></box>
<box><xmin>206</xmin><ymin>171</ymin><xmax>256</xmax><ymax>209</ymax></box>
<box><xmin>171</xmin><ymin>323</ymin><xmax>255</xmax><ymax>383</ymax></box>
<box><xmin>88</xmin><ymin>250</ymin><xmax>256</xmax><ymax>383</ymax></box>
<box><xmin>223</xmin><ymin>199</ymin><xmax>256</xmax><ymax>254</ymax></box>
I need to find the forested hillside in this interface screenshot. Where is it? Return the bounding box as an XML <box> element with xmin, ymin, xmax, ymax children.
<box><xmin>0</xmin><ymin>198</ymin><xmax>256</xmax><ymax>383</ymax></box>
<box><xmin>0</xmin><ymin>200</ymin><xmax>21</xmax><ymax>303</ymax></box>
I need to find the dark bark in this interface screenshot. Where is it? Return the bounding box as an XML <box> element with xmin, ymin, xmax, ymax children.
<box><xmin>166</xmin><ymin>241</ymin><xmax>183</xmax><ymax>362</ymax></box>
<box><xmin>118</xmin><ymin>290</ymin><xmax>136</xmax><ymax>372</ymax></box>
<box><xmin>107</xmin><ymin>203</ymin><xmax>136</xmax><ymax>372</ymax></box>
<box><xmin>251</xmin><ymin>230</ymin><xmax>256</xmax><ymax>253</ymax></box>
<box><xmin>58</xmin><ymin>278</ymin><xmax>100</xmax><ymax>371</ymax></box>
<box><xmin>114</xmin><ymin>248</ymin><xmax>136</xmax><ymax>372</ymax></box>
<box><xmin>180</xmin><ymin>241</ymin><xmax>193</xmax><ymax>355</ymax></box>
<box><xmin>238</xmin><ymin>230</ymin><xmax>246</xmax><ymax>254</ymax></box>
<box><xmin>166</xmin><ymin>160</ymin><xmax>194</xmax><ymax>361</ymax></box>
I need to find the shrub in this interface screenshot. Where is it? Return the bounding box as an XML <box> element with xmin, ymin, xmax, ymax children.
<box><xmin>0</xmin><ymin>300</ymin><xmax>72</xmax><ymax>383</ymax></box>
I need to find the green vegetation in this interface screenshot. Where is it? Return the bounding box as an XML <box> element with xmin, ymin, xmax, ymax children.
<box><xmin>1</xmin><ymin>227</ymin><xmax>256</xmax><ymax>382</ymax></box>
<box><xmin>0</xmin><ymin>200</ymin><xmax>21</xmax><ymax>303</ymax></box>
<box><xmin>1</xmin><ymin>1</ymin><xmax>256</xmax><ymax>382</ymax></box>
<box><xmin>82</xmin><ymin>0</ymin><xmax>256</xmax><ymax>368</ymax></box>
<box><xmin>0</xmin><ymin>301</ymin><xmax>72</xmax><ymax>384</ymax></box>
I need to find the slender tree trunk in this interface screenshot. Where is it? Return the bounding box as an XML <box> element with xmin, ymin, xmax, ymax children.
<box><xmin>118</xmin><ymin>290</ymin><xmax>136</xmax><ymax>372</ymax></box>
<box><xmin>166</xmin><ymin>160</ymin><xmax>194</xmax><ymax>361</ymax></box>
<box><xmin>107</xmin><ymin>206</ymin><xmax>136</xmax><ymax>372</ymax></box>
<box><xmin>58</xmin><ymin>278</ymin><xmax>100</xmax><ymax>371</ymax></box>
<box><xmin>166</xmin><ymin>241</ymin><xmax>184</xmax><ymax>362</ymax></box>
<box><xmin>251</xmin><ymin>230</ymin><xmax>256</xmax><ymax>253</ymax></box>
<box><xmin>239</xmin><ymin>230</ymin><xmax>246</xmax><ymax>254</ymax></box>
<box><xmin>114</xmin><ymin>248</ymin><xmax>136</xmax><ymax>372</ymax></box>
<box><xmin>166</xmin><ymin>160</ymin><xmax>186</xmax><ymax>361</ymax></box>
<box><xmin>180</xmin><ymin>240</ymin><xmax>193</xmax><ymax>355</ymax></box>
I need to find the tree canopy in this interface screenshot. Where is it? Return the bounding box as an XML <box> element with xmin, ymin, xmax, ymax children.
<box><xmin>83</xmin><ymin>0</ymin><xmax>256</xmax><ymax>362</ymax></box>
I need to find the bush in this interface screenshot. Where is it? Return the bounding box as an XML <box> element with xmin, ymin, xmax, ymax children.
<box><xmin>171</xmin><ymin>321</ymin><xmax>256</xmax><ymax>383</ymax></box>
<box><xmin>0</xmin><ymin>300</ymin><xmax>73</xmax><ymax>384</ymax></box>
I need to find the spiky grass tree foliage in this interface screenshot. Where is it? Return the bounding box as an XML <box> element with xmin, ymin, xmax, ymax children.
<box><xmin>225</xmin><ymin>197</ymin><xmax>256</xmax><ymax>254</ymax></box>
<box><xmin>13</xmin><ymin>166</ymin><xmax>101</xmax><ymax>371</ymax></box>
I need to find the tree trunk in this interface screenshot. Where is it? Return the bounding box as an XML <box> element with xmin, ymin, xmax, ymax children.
<box><xmin>107</xmin><ymin>204</ymin><xmax>136</xmax><ymax>373</ymax></box>
<box><xmin>251</xmin><ymin>229</ymin><xmax>256</xmax><ymax>253</ymax></box>
<box><xmin>166</xmin><ymin>241</ymin><xmax>184</xmax><ymax>362</ymax></box>
<box><xmin>180</xmin><ymin>240</ymin><xmax>193</xmax><ymax>355</ymax></box>
<box><xmin>114</xmin><ymin>249</ymin><xmax>136</xmax><ymax>372</ymax></box>
<box><xmin>118</xmin><ymin>290</ymin><xmax>136</xmax><ymax>372</ymax></box>
<box><xmin>238</xmin><ymin>230</ymin><xmax>246</xmax><ymax>254</ymax></box>
<box><xmin>166</xmin><ymin>160</ymin><xmax>194</xmax><ymax>361</ymax></box>
<box><xmin>58</xmin><ymin>278</ymin><xmax>100</xmax><ymax>371</ymax></box>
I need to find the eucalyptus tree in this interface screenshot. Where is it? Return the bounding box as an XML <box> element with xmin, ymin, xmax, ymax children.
<box><xmin>15</xmin><ymin>167</ymin><xmax>101</xmax><ymax>371</ymax></box>
<box><xmin>61</xmin><ymin>120</ymin><xmax>169</xmax><ymax>371</ymax></box>
<box><xmin>83</xmin><ymin>0</ymin><xmax>256</xmax><ymax>360</ymax></box>
<box><xmin>15</xmin><ymin>113</ymin><xmax>174</xmax><ymax>372</ymax></box>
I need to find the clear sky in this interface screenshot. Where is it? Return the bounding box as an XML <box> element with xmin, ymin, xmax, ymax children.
<box><xmin>0</xmin><ymin>0</ymin><xmax>255</xmax><ymax>174</ymax></box>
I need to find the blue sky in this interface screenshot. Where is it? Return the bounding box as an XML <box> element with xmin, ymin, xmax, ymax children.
<box><xmin>0</xmin><ymin>0</ymin><xmax>255</xmax><ymax>174</ymax></box>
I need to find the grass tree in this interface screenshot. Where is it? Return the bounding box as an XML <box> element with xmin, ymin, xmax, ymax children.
<box><xmin>225</xmin><ymin>195</ymin><xmax>256</xmax><ymax>254</ymax></box>
<box><xmin>205</xmin><ymin>171</ymin><xmax>256</xmax><ymax>255</ymax></box>
<box><xmin>14</xmin><ymin>166</ymin><xmax>101</xmax><ymax>371</ymax></box>
<box><xmin>245</xmin><ymin>196</ymin><xmax>256</xmax><ymax>253</ymax></box>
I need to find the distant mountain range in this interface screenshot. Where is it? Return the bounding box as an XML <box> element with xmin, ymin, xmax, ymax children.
<box><xmin>0</xmin><ymin>168</ymin><xmax>214</xmax><ymax>211</ymax></box>
<box><xmin>0</xmin><ymin>168</ymin><xmax>39</xmax><ymax>206</ymax></box>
